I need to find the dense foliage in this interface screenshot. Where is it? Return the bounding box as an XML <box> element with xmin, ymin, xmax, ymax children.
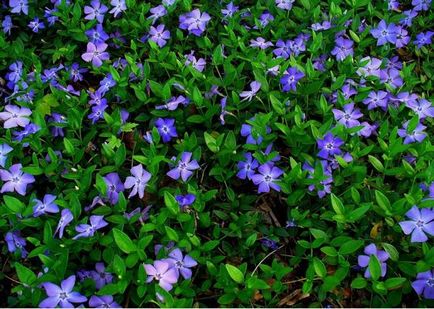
<box><xmin>0</xmin><ymin>0</ymin><xmax>434</xmax><ymax>307</ymax></box>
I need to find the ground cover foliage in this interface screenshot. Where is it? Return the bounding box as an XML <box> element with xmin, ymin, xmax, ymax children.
<box><xmin>0</xmin><ymin>0</ymin><xmax>434</xmax><ymax>307</ymax></box>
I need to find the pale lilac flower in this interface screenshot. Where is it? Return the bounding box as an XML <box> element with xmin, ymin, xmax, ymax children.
<box><xmin>221</xmin><ymin>2</ymin><xmax>239</xmax><ymax>18</ymax></box>
<box><xmin>0</xmin><ymin>163</ymin><xmax>35</xmax><ymax>195</ymax></box>
<box><xmin>166</xmin><ymin>248</ymin><xmax>197</xmax><ymax>279</ymax></box>
<box><xmin>166</xmin><ymin>152</ymin><xmax>200</xmax><ymax>182</ymax></box>
<box><xmin>9</xmin><ymin>0</ymin><xmax>28</xmax><ymax>15</ymax></box>
<box><xmin>185</xmin><ymin>51</ymin><xmax>206</xmax><ymax>72</ymax></box>
<box><xmin>73</xmin><ymin>215</ymin><xmax>108</xmax><ymax>239</ymax></box>
<box><xmin>84</xmin><ymin>0</ymin><xmax>108</xmax><ymax>23</ymax></box>
<box><xmin>333</xmin><ymin>103</ymin><xmax>363</xmax><ymax>128</ymax></box>
<box><xmin>237</xmin><ymin>153</ymin><xmax>259</xmax><ymax>180</ymax></box>
<box><xmin>5</xmin><ymin>231</ymin><xmax>27</xmax><ymax>257</ymax></box>
<box><xmin>275</xmin><ymin>0</ymin><xmax>295</xmax><ymax>10</ymax></box>
<box><xmin>55</xmin><ymin>209</ymin><xmax>73</xmax><ymax>239</ymax></box>
<box><xmin>358</xmin><ymin>122</ymin><xmax>378</xmax><ymax>138</ymax></box>
<box><xmin>39</xmin><ymin>276</ymin><xmax>87</xmax><ymax>308</ymax></box>
<box><xmin>0</xmin><ymin>104</ymin><xmax>31</xmax><ymax>129</ymax></box>
<box><xmin>395</xmin><ymin>26</ymin><xmax>410</xmax><ymax>48</ymax></box>
<box><xmin>331</xmin><ymin>36</ymin><xmax>354</xmax><ymax>61</ymax></box>
<box><xmin>399</xmin><ymin>206</ymin><xmax>434</xmax><ymax>242</ymax></box>
<box><xmin>104</xmin><ymin>173</ymin><xmax>124</xmax><ymax>205</ymax></box>
<box><xmin>412</xmin><ymin>0</ymin><xmax>431</xmax><ymax>11</ymax></box>
<box><xmin>89</xmin><ymin>295</ymin><xmax>121</xmax><ymax>308</ymax></box>
<box><xmin>251</xmin><ymin>163</ymin><xmax>284</xmax><ymax>193</ymax></box>
<box><xmin>144</xmin><ymin>260</ymin><xmax>179</xmax><ymax>291</ymax></box>
<box><xmin>33</xmin><ymin>194</ymin><xmax>59</xmax><ymax>217</ymax></box>
<box><xmin>414</xmin><ymin>31</ymin><xmax>434</xmax><ymax>49</ymax></box>
<box><xmin>124</xmin><ymin>164</ymin><xmax>151</xmax><ymax>199</ymax></box>
<box><xmin>250</xmin><ymin>37</ymin><xmax>273</xmax><ymax>49</ymax></box>
<box><xmin>148</xmin><ymin>5</ymin><xmax>167</xmax><ymax>24</ymax></box>
<box><xmin>179</xmin><ymin>9</ymin><xmax>211</xmax><ymax>37</ymax></box>
<box><xmin>357</xmin><ymin>244</ymin><xmax>389</xmax><ymax>279</ymax></box>
<box><xmin>379</xmin><ymin>69</ymin><xmax>403</xmax><ymax>89</ymax></box>
<box><xmin>273</xmin><ymin>39</ymin><xmax>291</xmax><ymax>59</ymax></box>
<box><xmin>91</xmin><ymin>263</ymin><xmax>113</xmax><ymax>289</ymax></box>
<box><xmin>28</xmin><ymin>17</ymin><xmax>45</xmax><ymax>33</ymax></box>
<box><xmin>406</xmin><ymin>99</ymin><xmax>434</xmax><ymax>119</ymax></box>
<box><xmin>156</xmin><ymin>96</ymin><xmax>189</xmax><ymax>111</ymax></box>
<box><xmin>2</xmin><ymin>15</ymin><xmax>13</xmax><ymax>35</ymax></box>
<box><xmin>175</xmin><ymin>194</ymin><xmax>196</xmax><ymax>209</ymax></box>
<box><xmin>370</xmin><ymin>20</ymin><xmax>397</xmax><ymax>45</ymax></box>
<box><xmin>412</xmin><ymin>270</ymin><xmax>434</xmax><ymax>299</ymax></box>
<box><xmin>400</xmin><ymin>10</ymin><xmax>418</xmax><ymax>27</ymax></box>
<box><xmin>398</xmin><ymin>121</ymin><xmax>427</xmax><ymax>144</ymax></box>
<box><xmin>240</xmin><ymin>81</ymin><xmax>261</xmax><ymax>102</ymax></box>
<box><xmin>149</xmin><ymin>24</ymin><xmax>170</xmax><ymax>48</ymax></box>
<box><xmin>0</xmin><ymin>144</ymin><xmax>13</xmax><ymax>167</ymax></box>
<box><xmin>280</xmin><ymin>67</ymin><xmax>304</xmax><ymax>92</ymax></box>
<box><xmin>363</xmin><ymin>91</ymin><xmax>389</xmax><ymax>110</ymax></box>
<box><xmin>81</xmin><ymin>42</ymin><xmax>110</xmax><ymax>67</ymax></box>
<box><xmin>109</xmin><ymin>0</ymin><xmax>126</xmax><ymax>17</ymax></box>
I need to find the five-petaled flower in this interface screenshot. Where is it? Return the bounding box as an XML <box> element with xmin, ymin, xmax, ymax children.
<box><xmin>399</xmin><ymin>206</ymin><xmax>434</xmax><ymax>242</ymax></box>
<box><xmin>39</xmin><ymin>275</ymin><xmax>87</xmax><ymax>308</ymax></box>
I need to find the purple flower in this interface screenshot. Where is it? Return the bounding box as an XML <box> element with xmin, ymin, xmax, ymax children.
<box><xmin>86</xmin><ymin>24</ymin><xmax>109</xmax><ymax>44</ymax></box>
<box><xmin>91</xmin><ymin>263</ymin><xmax>113</xmax><ymax>289</ymax></box>
<box><xmin>388</xmin><ymin>0</ymin><xmax>400</xmax><ymax>11</ymax></box>
<box><xmin>0</xmin><ymin>163</ymin><xmax>35</xmax><ymax>195</ymax></box>
<box><xmin>5</xmin><ymin>231</ymin><xmax>27</xmax><ymax>257</ymax></box>
<box><xmin>399</xmin><ymin>206</ymin><xmax>434</xmax><ymax>242</ymax></box>
<box><xmin>414</xmin><ymin>31</ymin><xmax>434</xmax><ymax>49</ymax></box>
<box><xmin>175</xmin><ymin>194</ymin><xmax>196</xmax><ymax>209</ymax></box>
<box><xmin>280</xmin><ymin>67</ymin><xmax>305</xmax><ymax>92</ymax></box>
<box><xmin>358</xmin><ymin>121</ymin><xmax>378</xmax><ymax>138</ymax></box>
<box><xmin>221</xmin><ymin>2</ymin><xmax>239</xmax><ymax>18</ymax></box>
<box><xmin>55</xmin><ymin>209</ymin><xmax>73</xmax><ymax>239</ymax></box>
<box><xmin>332</xmin><ymin>103</ymin><xmax>363</xmax><ymax>128</ymax></box>
<box><xmin>109</xmin><ymin>0</ymin><xmax>126</xmax><ymax>17</ymax></box>
<box><xmin>124</xmin><ymin>164</ymin><xmax>151</xmax><ymax>199</ymax></box>
<box><xmin>406</xmin><ymin>98</ymin><xmax>434</xmax><ymax>119</ymax></box>
<box><xmin>0</xmin><ymin>104</ymin><xmax>31</xmax><ymax>129</ymax></box>
<box><xmin>395</xmin><ymin>26</ymin><xmax>410</xmax><ymax>48</ymax></box>
<box><xmin>144</xmin><ymin>260</ymin><xmax>179</xmax><ymax>291</ymax></box>
<box><xmin>370</xmin><ymin>20</ymin><xmax>397</xmax><ymax>45</ymax></box>
<box><xmin>379</xmin><ymin>68</ymin><xmax>403</xmax><ymax>89</ymax></box>
<box><xmin>398</xmin><ymin>121</ymin><xmax>427</xmax><ymax>144</ymax></box>
<box><xmin>412</xmin><ymin>0</ymin><xmax>431</xmax><ymax>11</ymax></box>
<box><xmin>179</xmin><ymin>9</ymin><xmax>211</xmax><ymax>37</ymax></box>
<box><xmin>317</xmin><ymin>132</ymin><xmax>344</xmax><ymax>160</ymax></box>
<box><xmin>2</xmin><ymin>15</ymin><xmax>13</xmax><ymax>35</ymax></box>
<box><xmin>155</xmin><ymin>118</ymin><xmax>177</xmax><ymax>143</ymax></box>
<box><xmin>148</xmin><ymin>5</ymin><xmax>167</xmax><ymax>24</ymax></box>
<box><xmin>149</xmin><ymin>24</ymin><xmax>170</xmax><ymax>48</ymax></box>
<box><xmin>89</xmin><ymin>295</ymin><xmax>121</xmax><ymax>308</ymax></box>
<box><xmin>0</xmin><ymin>144</ymin><xmax>13</xmax><ymax>167</ymax></box>
<box><xmin>276</xmin><ymin>0</ymin><xmax>295</xmax><ymax>10</ymax></box>
<box><xmin>88</xmin><ymin>102</ymin><xmax>108</xmax><ymax>123</ymax></box>
<box><xmin>6</xmin><ymin>61</ymin><xmax>23</xmax><ymax>83</ymax></box>
<box><xmin>185</xmin><ymin>51</ymin><xmax>206</xmax><ymax>72</ymax></box>
<box><xmin>260</xmin><ymin>238</ymin><xmax>279</xmax><ymax>250</ymax></box>
<box><xmin>156</xmin><ymin>96</ymin><xmax>189</xmax><ymax>111</ymax></box>
<box><xmin>237</xmin><ymin>153</ymin><xmax>259</xmax><ymax>180</ymax></box>
<box><xmin>81</xmin><ymin>42</ymin><xmax>110</xmax><ymax>67</ymax></box>
<box><xmin>167</xmin><ymin>152</ymin><xmax>200</xmax><ymax>182</ymax></box>
<box><xmin>251</xmin><ymin>163</ymin><xmax>283</xmax><ymax>193</ymax></box>
<box><xmin>400</xmin><ymin>10</ymin><xmax>418</xmax><ymax>27</ymax></box>
<box><xmin>9</xmin><ymin>0</ymin><xmax>28</xmax><ymax>15</ymax></box>
<box><xmin>49</xmin><ymin>113</ymin><xmax>66</xmax><ymax>137</ymax></box>
<box><xmin>28</xmin><ymin>17</ymin><xmax>45</xmax><ymax>33</ymax></box>
<box><xmin>69</xmin><ymin>63</ymin><xmax>87</xmax><ymax>82</ymax></box>
<box><xmin>331</xmin><ymin>37</ymin><xmax>354</xmax><ymax>61</ymax></box>
<box><xmin>166</xmin><ymin>248</ymin><xmax>197</xmax><ymax>279</ymax></box>
<box><xmin>73</xmin><ymin>215</ymin><xmax>108</xmax><ymax>239</ymax></box>
<box><xmin>273</xmin><ymin>39</ymin><xmax>291</xmax><ymax>59</ymax></box>
<box><xmin>357</xmin><ymin>244</ymin><xmax>389</xmax><ymax>279</ymax></box>
<box><xmin>33</xmin><ymin>194</ymin><xmax>59</xmax><ymax>217</ymax></box>
<box><xmin>240</xmin><ymin>81</ymin><xmax>261</xmax><ymax>102</ymax></box>
<box><xmin>104</xmin><ymin>172</ymin><xmax>124</xmax><ymax>205</ymax></box>
<box><xmin>258</xmin><ymin>11</ymin><xmax>274</xmax><ymax>27</ymax></box>
<box><xmin>39</xmin><ymin>276</ymin><xmax>87</xmax><ymax>308</ymax></box>
<box><xmin>250</xmin><ymin>37</ymin><xmax>273</xmax><ymax>49</ymax></box>
<box><xmin>363</xmin><ymin>91</ymin><xmax>389</xmax><ymax>110</ymax></box>
<box><xmin>45</xmin><ymin>8</ymin><xmax>59</xmax><ymax>26</ymax></box>
<box><xmin>412</xmin><ymin>270</ymin><xmax>434</xmax><ymax>299</ymax></box>
<box><xmin>84</xmin><ymin>0</ymin><xmax>108</xmax><ymax>23</ymax></box>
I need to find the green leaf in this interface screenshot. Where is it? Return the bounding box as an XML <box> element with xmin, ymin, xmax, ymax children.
<box><xmin>313</xmin><ymin>257</ymin><xmax>327</xmax><ymax>278</ymax></box>
<box><xmin>113</xmin><ymin>228</ymin><xmax>136</xmax><ymax>254</ymax></box>
<box><xmin>246</xmin><ymin>277</ymin><xmax>270</xmax><ymax>289</ymax></box>
<box><xmin>339</xmin><ymin>240</ymin><xmax>364</xmax><ymax>255</ymax></box>
<box><xmin>15</xmin><ymin>263</ymin><xmax>37</xmax><ymax>285</ymax></box>
<box><xmin>385</xmin><ymin>277</ymin><xmax>406</xmax><ymax>289</ymax></box>
<box><xmin>330</xmin><ymin>193</ymin><xmax>345</xmax><ymax>215</ymax></box>
<box><xmin>63</xmin><ymin>138</ymin><xmax>74</xmax><ymax>155</ymax></box>
<box><xmin>351</xmin><ymin>277</ymin><xmax>367</xmax><ymax>289</ymax></box>
<box><xmin>375</xmin><ymin>190</ymin><xmax>392</xmax><ymax>215</ymax></box>
<box><xmin>3</xmin><ymin>195</ymin><xmax>25</xmax><ymax>213</ymax></box>
<box><xmin>225</xmin><ymin>264</ymin><xmax>244</xmax><ymax>284</ymax></box>
<box><xmin>369</xmin><ymin>254</ymin><xmax>382</xmax><ymax>281</ymax></box>
<box><xmin>164</xmin><ymin>191</ymin><xmax>179</xmax><ymax>215</ymax></box>
<box><xmin>245</xmin><ymin>234</ymin><xmax>257</xmax><ymax>247</ymax></box>
<box><xmin>368</xmin><ymin>155</ymin><xmax>384</xmax><ymax>172</ymax></box>
<box><xmin>382</xmin><ymin>243</ymin><xmax>399</xmax><ymax>261</ymax></box>
<box><xmin>165</xmin><ymin>226</ymin><xmax>179</xmax><ymax>242</ymax></box>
